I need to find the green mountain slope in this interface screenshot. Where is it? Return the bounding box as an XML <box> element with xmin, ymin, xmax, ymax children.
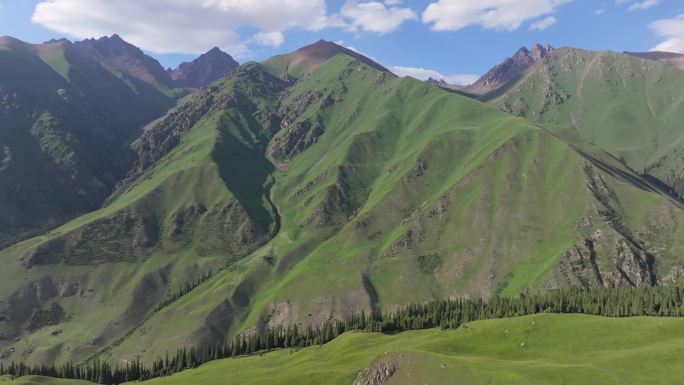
<box><xmin>0</xmin><ymin>36</ymin><xmax>182</xmax><ymax>249</ymax></box>
<box><xmin>490</xmin><ymin>47</ymin><xmax>684</xmax><ymax>197</ymax></box>
<box><xmin>1</xmin><ymin>41</ymin><xmax>683</xmax><ymax>368</ymax></box>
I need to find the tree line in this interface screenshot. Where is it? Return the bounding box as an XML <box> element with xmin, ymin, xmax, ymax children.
<box><xmin>2</xmin><ymin>285</ymin><xmax>684</xmax><ymax>384</ymax></box>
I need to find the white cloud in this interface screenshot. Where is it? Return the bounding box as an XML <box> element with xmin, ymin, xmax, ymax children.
<box><xmin>446</xmin><ymin>73</ymin><xmax>481</xmax><ymax>85</ymax></box>
<box><xmin>615</xmin><ymin>0</ymin><xmax>660</xmax><ymax>11</ymax></box>
<box><xmin>31</xmin><ymin>0</ymin><xmax>334</xmax><ymax>54</ymax></box>
<box><xmin>390</xmin><ymin>65</ymin><xmax>479</xmax><ymax>85</ymax></box>
<box><xmin>650</xmin><ymin>14</ymin><xmax>684</xmax><ymax>53</ymax></box>
<box><xmin>391</xmin><ymin>66</ymin><xmax>443</xmax><ymax>80</ymax></box>
<box><xmin>422</xmin><ymin>0</ymin><xmax>571</xmax><ymax>31</ymax></box>
<box><xmin>250</xmin><ymin>31</ymin><xmax>284</xmax><ymax>47</ymax></box>
<box><xmin>628</xmin><ymin>0</ymin><xmax>659</xmax><ymax>10</ymax></box>
<box><xmin>340</xmin><ymin>1</ymin><xmax>416</xmax><ymax>34</ymax></box>
<box><xmin>530</xmin><ymin>16</ymin><xmax>557</xmax><ymax>30</ymax></box>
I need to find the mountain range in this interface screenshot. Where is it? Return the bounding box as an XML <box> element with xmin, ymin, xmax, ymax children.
<box><xmin>1</xmin><ymin>34</ymin><xmax>684</xmax><ymax>384</ymax></box>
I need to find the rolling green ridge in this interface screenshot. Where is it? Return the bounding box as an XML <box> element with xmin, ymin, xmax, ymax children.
<box><xmin>1</xmin><ymin>40</ymin><xmax>684</xmax><ymax>372</ymax></box>
<box><xmin>141</xmin><ymin>314</ymin><xmax>684</xmax><ymax>385</ymax></box>
<box><xmin>492</xmin><ymin>47</ymin><xmax>684</xmax><ymax>197</ymax></box>
<box><xmin>5</xmin><ymin>314</ymin><xmax>684</xmax><ymax>385</ymax></box>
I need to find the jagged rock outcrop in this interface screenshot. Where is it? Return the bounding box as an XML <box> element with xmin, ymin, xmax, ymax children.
<box><xmin>353</xmin><ymin>361</ymin><xmax>396</xmax><ymax>385</ymax></box>
<box><xmin>466</xmin><ymin>44</ymin><xmax>553</xmax><ymax>96</ymax></box>
<box><xmin>546</xmin><ymin>161</ymin><xmax>658</xmax><ymax>289</ymax></box>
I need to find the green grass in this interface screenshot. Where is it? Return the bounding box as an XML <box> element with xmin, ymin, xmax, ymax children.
<box><xmin>133</xmin><ymin>313</ymin><xmax>684</xmax><ymax>385</ymax></box>
<box><xmin>495</xmin><ymin>48</ymin><xmax>684</xmax><ymax>196</ymax></box>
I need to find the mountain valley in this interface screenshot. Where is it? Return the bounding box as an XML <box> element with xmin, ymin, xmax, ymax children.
<box><xmin>0</xmin><ymin>32</ymin><xmax>683</xmax><ymax>385</ymax></box>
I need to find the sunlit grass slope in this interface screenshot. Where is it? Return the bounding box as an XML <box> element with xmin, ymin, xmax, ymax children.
<box><xmin>494</xmin><ymin>48</ymin><xmax>684</xmax><ymax>196</ymax></box>
<box><xmin>135</xmin><ymin>313</ymin><xmax>684</xmax><ymax>385</ymax></box>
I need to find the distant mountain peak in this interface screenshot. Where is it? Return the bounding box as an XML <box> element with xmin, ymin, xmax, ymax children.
<box><xmin>75</xmin><ymin>34</ymin><xmax>173</xmax><ymax>88</ymax></box>
<box><xmin>274</xmin><ymin>39</ymin><xmax>389</xmax><ymax>75</ymax></box>
<box><xmin>169</xmin><ymin>46</ymin><xmax>239</xmax><ymax>88</ymax></box>
<box><xmin>466</xmin><ymin>43</ymin><xmax>554</xmax><ymax>96</ymax></box>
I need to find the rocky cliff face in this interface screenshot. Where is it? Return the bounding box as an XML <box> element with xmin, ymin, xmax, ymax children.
<box><xmin>168</xmin><ymin>47</ymin><xmax>239</xmax><ymax>88</ymax></box>
<box><xmin>466</xmin><ymin>44</ymin><xmax>553</xmax><ymax>96</ymax></box>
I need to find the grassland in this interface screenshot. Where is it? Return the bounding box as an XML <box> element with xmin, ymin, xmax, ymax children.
<box><xmin>153</xmin><ymin>313</ymin><xmax>684</xmax><ymax>385</ymax></box>
<box><xmin>7</xmin><ymin>313</ymin><xmax>681</xmax><ymax>385</ymax></box>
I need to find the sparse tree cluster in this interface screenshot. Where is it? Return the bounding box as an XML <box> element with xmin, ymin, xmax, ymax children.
<box><xmin>154</xmin><ymin>270</ymin><xmax>214</xmax><ymax>312</ymax></box>
<box><xmin>2</xmin><ymin>285</ymin><xmax>684</xmax><ymax>384</ymax></box>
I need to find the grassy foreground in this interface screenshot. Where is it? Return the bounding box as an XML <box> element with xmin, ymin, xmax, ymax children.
<box><xmin>7</xmin><ymin>313</ymin><xmax>682</xmax><ymax>384</ymax></box>
<box><xmin>143</xmin><ymin>313</ymin><xmax>684</xmax><ymax>385</ymax></box>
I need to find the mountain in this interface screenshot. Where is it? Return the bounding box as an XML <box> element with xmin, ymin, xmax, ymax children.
<box><xmin>264</xmin><ymin>39</ymin><xmax>389</xmax><ymax>77</ymax></box>
<box><xmin>489</xmin><ymin>47</ymin><xmax>684</xmax><ymax>197</ymax></box>
<box><xmin>0</xmin><ymin>35</ymin><xmax>183</xmax><ymax>250</ymax></box>
<box><xmin>169</xmin><ymin>47</ymin><xmax>239</xmax><ymax>88</ymax></box>
<box><xmin>465</xmin><ymin>44</ymin><xmax>553</xmax><ymax>96</ymax></box>
<box><xmin>75</xmin><ymin>34</ymin><xmax>176</xmax><ymax>91</ymax></box>
<box><xmin>1</xmin><ymin>40</ymin><xmax>683</xmax><ymax>368</ymax></box>
<box><xmin>625</xmin><ymin>50</ymin><xmax>684</xmax><ymax>71</ymax></box>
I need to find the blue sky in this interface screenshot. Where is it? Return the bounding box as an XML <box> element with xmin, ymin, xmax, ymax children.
<box><xmin>1</xmin><ymin>0</ymin><xmax>683</xmax><ymax>84</ymax></box>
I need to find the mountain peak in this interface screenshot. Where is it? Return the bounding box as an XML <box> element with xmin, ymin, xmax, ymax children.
<box><xmin>273</xmin><ymin>39</ymin><xmax>389</xmax><ymax>76</ymax></box>
<box><xmin>169</xmin><ymin>46</ymin><xmax>239</xmax><ymax>88</ymax></box>
<box><xmin>466</xmin><ymin>43</ymin><xmax>554</xmax><ymax>96</ymax></box>
<box><xmin>75</xmin><ymin>34</ymin><xmax>174</xmax><ymax>88</ymax></box>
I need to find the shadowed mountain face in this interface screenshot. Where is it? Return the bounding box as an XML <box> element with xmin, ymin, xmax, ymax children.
<box><xmin>465</xmin><ymin>44</ymin><xmax>553</xmax><ymax>96</ymax></box>
<box><xmin>624</xmin><ymin>51</ymin><xmax>684</xmax><ymax>71</ymax></box>
<box><xmin>0</xmin><ymin>35</ymin><xmax>183</xmax><ymax>249</ymax></box>
<box><xmin>169</xmin><ymin>47</ymin><xmax>239</xmax><ymax>88</ymax></box>
<box><xmin>2</xmin><ymin>39</ymin><xmax>684</xmax><ymax>368</ymax></box>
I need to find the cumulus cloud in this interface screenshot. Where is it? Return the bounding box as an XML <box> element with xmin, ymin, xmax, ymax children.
<box><xmin>340</xmin><ymin>1</ymin><xmax>416</xmax><ymax>34</ymax></box>
<box><xmin>422</xmin><ymin>0</ymin><xmax>571</xmax><ymax>31</ymax></box>
<box><xmin>31</xmin><ymin>0</ymin><xmax>334</xmax><ymax>54</ymax></box>
<box><xmin>390</xmin><ymin>66</ymin><xmax>479</xmax><ymax>85</ymax></box>
<box><xmin>250</xmin><ymin>31</ymin><xmax>285</xmax><ymax>47</ymax></box>
<box><xmin>650</xmin><ymin>14</ymin><xmax>684</xmax><ymax>53</ymax></box>
<box><xmin>530</xmin><ymin>16</ymin><xmax>557</xmax><ymax>31</ymax></box>
<box><xmin>628</xmin><ymin>0</ymin><xmax>659</xmax><ymax>10</ymax></box>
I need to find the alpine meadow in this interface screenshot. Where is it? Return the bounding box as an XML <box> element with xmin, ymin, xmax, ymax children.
<box><xmin>1</xmin><ymin>1</ymin><xmax>684</xmax><ymax>384</ymax></box>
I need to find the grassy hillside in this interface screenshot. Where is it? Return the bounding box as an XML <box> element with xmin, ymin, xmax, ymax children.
<box><xmin>106</xmin><ymin>47</ymin><xmax>684</xmax><ymax>363</ymax></box>
<box><xmin>0</xmin><ymin>36</ymin><xmax>181</xmax><ymax>249</ymax></box>
<box><xmin>136</xmin><ymin>314</ymin><xmax>684</xmax><ymax>385</ymax></box>
<box><xmin>492</xmin><ymin>48</ymin><xmax>684</xmax><ymax>197</ymax></box>
<box><xmin>1</xmin><ymin>41</ymin><xmax>683</xmax><ymax>368</ymax></box>
<box><xmin>4</xmin><ymin>314</ymin><xmax>683</xmax><ymax>385</ymax></box>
